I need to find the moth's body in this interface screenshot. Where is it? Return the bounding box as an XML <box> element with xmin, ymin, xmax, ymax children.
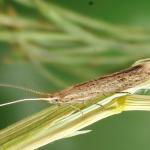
<box><xmin>50</xmin><ymin>62</ymin><xmax>150</xmax><ymax>104</ymax></box>
<box><xmin>1</xmin><ymin>59</ymin><xmax>150</xmax><ymax>107</ymax></box>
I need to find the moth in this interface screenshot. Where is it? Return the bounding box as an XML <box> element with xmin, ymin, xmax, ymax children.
<box><xmin>0</xmin><ymin>59</ymin><xmax>150</xmax><ymax>106</ymax></box>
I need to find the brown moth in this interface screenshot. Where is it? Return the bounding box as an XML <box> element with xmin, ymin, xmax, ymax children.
<box><xmin>0</xmin><ymin>59</ymin><xmax>150</xmax><ymax>106</ymax></box>
<box><xmin>50</xmin><ymin>59</ymin><xmax>150</xmax><ymax>104</ymax></box>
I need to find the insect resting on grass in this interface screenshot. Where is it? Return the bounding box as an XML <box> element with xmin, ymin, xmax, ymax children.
<box><xmin>0</xmin><ymin>58</ymin><xmax>150</xmax><ymax>107</ymax></box>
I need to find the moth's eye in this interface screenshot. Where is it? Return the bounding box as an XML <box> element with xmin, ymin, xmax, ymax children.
<box><xmin>49</xmin><ymin>97</ymin><xmax>60</xmax><ymax>104</ymax></box>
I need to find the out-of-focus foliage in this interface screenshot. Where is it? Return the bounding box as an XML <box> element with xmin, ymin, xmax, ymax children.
<box><xmin>0</xmin><ymin>0</ymin><xmax>150</xmax><ymax>150</ymax></box>
<box><xmin>1</xmin><ymin>0</ymin><xmax>150</xmax><ymax>88</ymax></box>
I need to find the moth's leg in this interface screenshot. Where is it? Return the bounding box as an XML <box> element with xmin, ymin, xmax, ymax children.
<box><xmin>101</xmin><ymin>92</ymin><xmax>113</xmax><ymax>98</ymax></box>
<box><xmin>53</xmin><ymin>102</ymin><xmax>62</xmax><ymax>110</ymax></box>
<box><xmin>95</xmin><ymin>103</ymin><xmax>103</xmax><ymax>108</ymax></box>
<box><xmin>114</xmin><ymin>91</ymin><xmax>131</xmax><ymax>95</ymax></box>
<box><xmin>54</xmin><ymin>101</ymin><xmax>61</xmax><ymax>106</ymax></box>
<box><xmin>102</xmin><ymin>92</ymin><xmax>108</xmax><ymax>97</ymax></box>
<box><xmin>102</xmin><ymin>91</ymin><xmax>131</xmax><ymax>98</ymax></box>
<box><xmin>69</xmin><ymin>104</ymin><xmax>84</xmax><ymax>116</ymax></box>
<box><xmin>94</xmin><ymin>103</ymin><xmax>106</xmax><ymax>112</ymax></box>
<box><xmin>54</xmin><ymin>102</ymin><xmax>84</xmax><ymax>116</ymax></box>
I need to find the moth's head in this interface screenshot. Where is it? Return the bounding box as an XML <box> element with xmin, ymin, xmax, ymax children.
<box><xmin>132</xmin><ymin>58</ymin><xmax>150</xmax><ymax>67</ymax></box>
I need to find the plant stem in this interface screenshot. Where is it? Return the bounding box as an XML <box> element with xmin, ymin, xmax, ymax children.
<box><xmin>0</xmin><ymin>91</ymin><xmax>150</xmax><ymax>149</ymax></box>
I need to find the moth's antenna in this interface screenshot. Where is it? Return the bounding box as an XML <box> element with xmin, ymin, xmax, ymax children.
<box><xmin>0</xmin><ymin>98</ymin><xmax>51</xmax><ymax>107</ymax></box>
<box><xmin>0</xmin><ymin>84</ymin><xmax>51</xmax><ymax>96</ymax></box>
<box><xmin>0</xmin><ymin>84</ymin><xmax>59</xmax><ymax>107</ymax></box>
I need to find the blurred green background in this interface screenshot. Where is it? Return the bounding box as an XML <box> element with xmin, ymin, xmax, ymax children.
<box><xmin>0</xmin><ymin>0</ymin><xmax>150</xmax><ymax>150</ymax></box>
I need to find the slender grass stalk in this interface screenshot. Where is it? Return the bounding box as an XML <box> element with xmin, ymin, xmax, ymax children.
<box><xmin>0</xmin><ymin>14</ymin><xmax>53</xmax><ymax>29</ymax></box>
